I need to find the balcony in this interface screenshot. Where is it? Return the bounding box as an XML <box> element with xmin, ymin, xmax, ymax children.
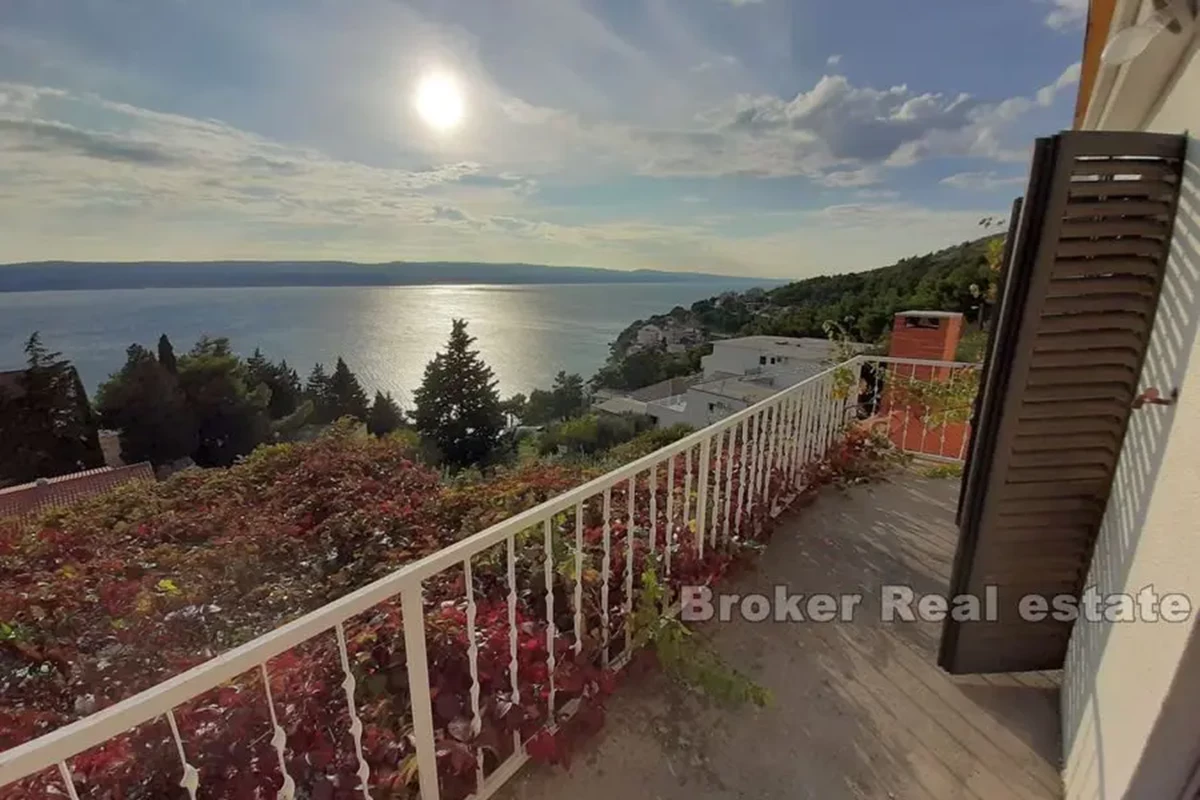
<box><xmin>501</xmin><ymin>475</ymin><xmax>1061</xmax><ymax>800</ymax></box>
<box><xmin>0</xmin><ymin>356</ymin><xmax>1057</xmax><ymax>800</ymax></box>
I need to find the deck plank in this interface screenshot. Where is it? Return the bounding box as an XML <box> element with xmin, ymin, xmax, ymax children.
<box><xmin>500</xmin><ymin>476</ymin><xmax>1062</xmax><ymax>800</ymax></box>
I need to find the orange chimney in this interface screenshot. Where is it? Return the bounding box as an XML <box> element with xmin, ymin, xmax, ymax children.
<box><xmin>888</xmin><ymin>311</ymin><xmax>964</xmax><ymax>362</ymax></box>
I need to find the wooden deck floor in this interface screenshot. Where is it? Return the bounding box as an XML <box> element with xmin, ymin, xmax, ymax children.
<box><xmin>501</xmin><ymin>475</ymin><xmax>1063</xmax><ymax>800</ymax></box>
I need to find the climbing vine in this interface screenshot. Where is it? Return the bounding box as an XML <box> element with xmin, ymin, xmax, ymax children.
<box><xmin>630</xmin><ymin>564</ymin><xmax>770</xmax><ymax>708</ymax></box>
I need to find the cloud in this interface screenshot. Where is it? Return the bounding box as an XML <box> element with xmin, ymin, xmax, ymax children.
<box><xmin>690</xmin><ymin>55</ymin><xmax>738</xmax><ymax>73</ymax></box>
<box><xmin>817</xmin><ymin>167</ymin><xmax>882</xmax><ymax>188</ymax></box>
<box><xmin>940</xmin><ymin>171</ymin><xmax>1027</xmax><ymax>191</ymax></box>
<box><xmin>0</xmin><ymin>78</ymin><xmax>1009</xmax><ymax>277</ymax></box>
<box><xmin>854</xmin><ymin>188</ymin><xmax>899</xmax><ymax>200</ymax></box>
<box><xmin>0</xmin><ymin>83</ymin><xmax>528</xmax><ymax>233</ymax></box>
<box><xmin>1036</xmin><ymin>61</ymin><xmax>1081</xmax><ymax>105</ymax></box>
<box><xmin>1043</xmin><ymin>0</ymin><xmax>1088</xmax><ymax>30</ymax></box>
<box><xmin>0</xmin><ymin>117</ymin><xmax>180</xmax><ymax>165</ymax></box>
<box><xmin>826</xmin><ymin>54</ymin><xmax>842</xmax><ymax>67</ymax></box>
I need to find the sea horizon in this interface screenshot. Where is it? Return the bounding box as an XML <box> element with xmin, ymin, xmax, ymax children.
<box><xmin>0</xmin><ymin>282</ymin><xmax>763</xmax><ymax>403</ymax></box>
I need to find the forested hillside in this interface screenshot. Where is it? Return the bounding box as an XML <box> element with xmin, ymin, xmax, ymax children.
<box><xmin>754</xmin><ymin>234</ymin><xmax>1001</xmax><ymax>342</ymax></box>
<box><xmin>594</xmin><ymin>234</ymin><xmax>1002</xmax><ymax>388</ymax></box>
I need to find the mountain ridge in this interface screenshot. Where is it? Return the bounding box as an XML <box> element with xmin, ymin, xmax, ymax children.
<box><xmin>0</xmin><ymin>260</ymin><xmax>779</xmax><ymax>292</ymax></box>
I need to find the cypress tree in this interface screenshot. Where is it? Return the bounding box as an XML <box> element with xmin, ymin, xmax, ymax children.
<box><xmin>157</xmin><ymin>334</ymin><xmax>178</xmax><ymax>375</ymax></box>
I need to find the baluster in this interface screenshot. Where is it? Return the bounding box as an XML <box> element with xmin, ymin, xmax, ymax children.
<box><xmin>506</xmin><ymin>534</ymin><xmax>521</xmax><ymax>730</ymax></box>
<box><xmin>744</xmin><ymin>413</ymin><xmax>758</xmax><ymax>518</ymax></box>
<box><xmin>794</xmin><ymin>386</ymin><xmax>810</xmax><ymax>480</ymax></box>
<box><xmin>759</xmin><ymin>406</ymin><xmax>773</xmax><ymax>505</ymax></box>
<box><xmin>624</xmin><ymin>476</ymin><xmax>635</xmax><ymax>652</ymax></box>
<box><xmin>764</xmin><ymin>402</ymin><xmax>781</xmax><ymax>513</ymax></box>
<box><xmin>462</xmin><ymin>559</ymin><xmax>481</xmax><ymax>735</ymax></box>
<box><xmin>900</xmin><ymin>363</ymin><xmax>914</xmax><ymax>455</ymax></box>
<box><xmin>56</xmin><ymin>762</ymin><xmax>80</xmax><ymax>800</ymax></box>
<box><xmin>785</xmin><ymin>393</ymin><xmax>801</xmax><ymax>488</ymax></box>
<box><xmin>708</xmin><ymin>432</ymin><xmax>722</xmax><ymax>548</ymax></box>
<box><xmin>722</xmin><ymin>425</ymin><xmax>735</xmax><ymax>544</ymax></box>
<box><xmin>799</xmin><ymin>386</ymin><xmax>813</xmax><ymax>482</ymax></box>
<box><xmin>939</xmin><ymin>369</ymin><xmax>954</xmax><ymax>458</ymax></box>
<box><xmin>401</xmin><ymin>585</ymin><xmax>440</xmax><ymax>800</ymax></box>
<box><xmin>683</xmin><ymin>445</ymin><xmax>694</xmax><ymax>539</ymax></box>
<box><xmin>573</xmin><ymin>502</ymin><xmax>584</xmax><ymax>656</ymax></box>
<box><xmin>959</xmin><ymin>375</ymin><xmax>972</xmax><ymax>461</ymax></box>
<box><xmin>335</xmin><ymin>622</ymin><xmax>372</xmax><ymax>799</ymax></box>
<box><xmin>763</xmin><ymin>402</ymin><xmax>772</xmax><ymax>496</ymax></box>
<box><xmin>665</xmin><ymin>456</ymin><xmax>675</xmax><ymax>578</ymax></box>
<box><xmin>735</xmin><ymin>417</ymin><xmax>749</xmax><ymax>535</ymax></box>
<box><xmin>543</xmin><ymin>519</ymin><xmax>557</xmax><ymax>717</ymax></box>
<box><xmin>776</xmin><ymin>396</ymin><xmax>792</xmax><ymax>491</ymax></box>
<box><xmin>165</xmin><ymin>709</ymin><xmax>200</xmax><ymax>800</ymax></box>
<box><xmin>259</xmin><ymin>663</ymin><xmax>297</xmax><ymax>800</ymax></box>
<box><xmin>817</xmin><ymin>377</ymin><xmax>832</xmax><ymax>459</ymax></box>
<box><xmin>601</xmin><ymin>488</ymin><xmax>612</xmax><ymax>668</ymax></box>
<box><xmin>754</xmin><ymin>407</ymin><xmax>770</xmax><ymax>510</ymax></box>
<box><xmin>649</xmin><ymin>462</ymin><xmax>658</xmax><ymax>556</ymax></box>
<box><xmin>696</xmin><ymin>438</ymin><xmax>710</xmax><ymax>559</ymax></box>
<box><xmin>822</xmin><ymin>376</ymin><xmax>835</xmax><ymax>454</ymax></box>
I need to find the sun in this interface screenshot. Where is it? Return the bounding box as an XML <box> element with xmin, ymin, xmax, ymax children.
<box><xmin>414</xmin><ymin>72</ymin><xmax>465</xmax><ymax>132</ymax></box>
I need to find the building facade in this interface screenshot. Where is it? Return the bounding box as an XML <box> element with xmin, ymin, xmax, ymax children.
<box><xmin>1064</xmin><ymin>3</ymin><xmax>1200</xmax><ymax>797</ymax></box>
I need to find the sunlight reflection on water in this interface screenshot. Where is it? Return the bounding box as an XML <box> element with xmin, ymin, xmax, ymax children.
<box><xmin>0</xmin><ymin>283</ymin><xmax>752</xmax><ymax>404</ymax></box>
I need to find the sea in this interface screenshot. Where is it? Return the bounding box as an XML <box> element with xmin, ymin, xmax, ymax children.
<box><xmin>0</xmin><ymin>282</ymin><xmax>756</xmax><ymax>404</ymax></box>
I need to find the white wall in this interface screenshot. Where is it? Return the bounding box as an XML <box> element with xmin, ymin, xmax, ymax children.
<box><xmin>702</xmin><ymin>343</ymin><xmax>759</xmax><ymax>377</ymax></box>
<box><xmin>1063</xmin><ymin>30</ymin><xmax>1200</xmax><ymax>800</ymax></box>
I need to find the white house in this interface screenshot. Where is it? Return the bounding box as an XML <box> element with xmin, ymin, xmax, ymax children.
<box><xmin>634</xmin><ymin>324</ymin><xmax>664</xmax><ymax>348</ymax></box>
<box><xmin>700</xmin><ymin>336</ymin><xmax>856</xmax><ymax>378</ymax></box>
<box><xmin>1060</xmin><ymin>2</ymin><xmax>1200</xmax><ymax>797</ymax></box>
<box><xmin>645</xmin><ymin>336</ymin><xmax>860</xmax><ymax>429</ymax></box>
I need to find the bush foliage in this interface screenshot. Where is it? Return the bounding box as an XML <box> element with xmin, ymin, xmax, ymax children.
<box><xmin>1</xmin><ymin>417</ymin><xmax>898</xmax><ymax>798</ymax></box>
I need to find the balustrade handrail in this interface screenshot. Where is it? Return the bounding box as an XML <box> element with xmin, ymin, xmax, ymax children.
<box><xmin>0</xmin><ymin>354</ymin><xmax>977</xmax><ymax>798</ymax></box>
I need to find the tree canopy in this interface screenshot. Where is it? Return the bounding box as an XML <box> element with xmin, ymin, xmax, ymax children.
<box><xmin>367</xmin><ymin>390</ymin><xmax>404</xmax><ymax>437</ymax></box>
<box><xmin>412</xmin><ymin>319</ymin><xmax>505</xmax><ymax>469</ymax></box>
<box><xmin>0</xmin><ymin>333</ymin><xmax>104</xmax><ymax>485</ymax></box>
<box><xmin>96</xmin><ymin>342</ymin><xmax>196</xmax><ymax>466</ymax></box>
<box><xmin>328</xmin><ymin>357</ymin><xmax>370</xmax><ymax>422</ymax></box>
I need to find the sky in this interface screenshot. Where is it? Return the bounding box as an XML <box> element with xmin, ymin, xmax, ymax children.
<box><xmin>0</xmin><ymin>0</ymin><xmax>1087</xmax><ymax>278</ymax></box>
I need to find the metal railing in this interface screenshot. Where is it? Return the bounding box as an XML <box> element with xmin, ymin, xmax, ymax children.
<box><xmin>857</xmin><ymin>356</ymin><xmax>980</xmax><ymax>463</ymax></box>
<box><xmin>0</xmin><ymin>356</ymin><xmax>974</xmax><ymax>800</ymax></box>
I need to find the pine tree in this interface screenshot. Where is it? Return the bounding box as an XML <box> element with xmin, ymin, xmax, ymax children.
<box><xmin>157</xmin><ymin>334</ymin><xmax>178</xmax><ymax>375</ymax></box>
<box><xmin>328</xmin><ymin>357</ymin><xmax>370</xmax><ymax>421</ymax></box>
<box><xmin>96</xmin><ymin>343</ymin><xmax>196</xmax><ymax>465</ymax></box>
<box><xmin>550</xmin><ymin>371</ymin><xmax>586</xmax><ymax>419</ymax></box>
<box><xmin>305</xmin><ymin>363</ymin><xmax>334</xmax><ymax>423</ymax></box>
<box><xmin>367</xmin><ymin>391</ymin><xmax>403</xmax><ymax>437</ymax></box>
<box><xmin>412</xmin><ymin>319</ymin><xmax>504</xmax><ymax>469</ymax></box>
<box><xmin>246</xmin><ymin>349</ymin><xmax>301</xmax><ymax>419</ymax></box>
<box><xmin>274</xmin><ymin>360</ymin><xmax>303</xmax><ymax>417</ymax></box>
<box><xmin>0</xmin><ymin>333</ymin><xmax>104</xmax><ymax>484</ymax></box>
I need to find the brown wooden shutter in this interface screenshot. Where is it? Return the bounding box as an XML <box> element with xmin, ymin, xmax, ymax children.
<box><xmin>940</xmin><ymin>130</ymin><xmax>1186</xmax><ymax>674</ymax></box>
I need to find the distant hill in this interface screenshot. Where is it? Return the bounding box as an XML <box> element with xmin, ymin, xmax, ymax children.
<box><xmin>593</xmin><ymin>235</ymin><xmax>999</xmax><ymax>388</ymax></box>
<box><xmin>0</xmin><ymin>261</ymin><xmax>769</xmax><ymax>292</ymax></box>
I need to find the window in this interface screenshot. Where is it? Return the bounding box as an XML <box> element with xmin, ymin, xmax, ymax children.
<box><xmin>758</xmin><ymin>355</ymin><xmax>767</xmax><ymax>365</ymax></box>
<box><xmin>708</xmin><ymin>402</ymin><xmax>715</xmax><ymax>412</ymax></box>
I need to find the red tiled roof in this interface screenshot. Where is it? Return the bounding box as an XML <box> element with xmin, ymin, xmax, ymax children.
<box><xmin>0</xmin><ymin>463</ymin><xmax>156</xmax><ymax>520</ymax></box>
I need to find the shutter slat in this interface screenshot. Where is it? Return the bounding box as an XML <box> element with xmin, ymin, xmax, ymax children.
<box><xmin>942</xmin><ymin>130</ymin><xmax>1185</xmax><ymax>675</ymax></box>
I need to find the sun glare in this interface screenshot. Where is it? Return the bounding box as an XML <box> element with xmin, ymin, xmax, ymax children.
<box><xmin>414</xmin><ymin>72</ymin><xmax>465</xmax><ymax>131</ymax></box>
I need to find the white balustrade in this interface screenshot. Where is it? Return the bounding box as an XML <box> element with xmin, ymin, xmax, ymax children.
<box><xmin>0</xmin><ymin>356</ymin><xmax>974</xmax><ymax>800</ymax></box>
